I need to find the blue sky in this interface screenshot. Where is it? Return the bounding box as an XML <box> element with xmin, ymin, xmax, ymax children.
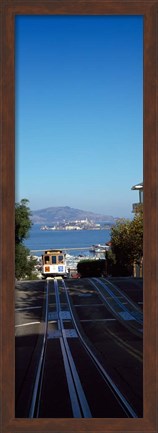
<box><xmin>15</xmin><ymin>15</ymin><xmax>143</xmax><ymax>218</ymax></box>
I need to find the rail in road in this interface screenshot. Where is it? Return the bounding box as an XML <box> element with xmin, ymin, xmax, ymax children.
<box><xmin>62</xmin><ymin>278</ymin><xmax>138</xmax><ymax>417</ymax></box>
<box><xmin>65</xmin><ymin>277</ymin><xmax>143</xmax><ymax>416</ymax></box>
<box><xmin>27</xmin><ymin>278</ymin><xmax>141</xmax><ymax>418</ymax></box>
<box><xmin>89</xmin><ymin>277</ymin><xmax>143</xmax><ymax>337</ymax></box>
<box><xmin>15</xmin><ymin>277</ymin><xmax>143</xmax><ymax>418</ymax></box>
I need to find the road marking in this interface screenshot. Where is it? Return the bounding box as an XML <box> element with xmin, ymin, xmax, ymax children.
<box><xmin>49</xmin><ymin>320</ymin><xmax>57</xmax><ymax>324</ymax></box>
<box><xmin>15</xmin><ymin>306</ymin><xmax>42</xmax><ymax>311</ymax></box>
<box><xmin>15</xmin><ymin>321</ymin><xmax>40</xmax><ymax>328</ymax></box>
<box><xmin>80</xmin><ymin>318</ymin><xmax>116</xmax><ymax>322</ymax></box>
<box><xmin>73</xmin><ymin>304</ymin><xmax>102</xmax><ymax>307</ymax></box>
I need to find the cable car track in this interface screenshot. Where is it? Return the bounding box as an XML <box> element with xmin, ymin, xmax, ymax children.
<box><xmin>53</xmin><ymin>278</ymin><xmax>92</xmax><ymax>418</ymax></box>
<box><xmin>89</xmin><ymin>277</ymin><xmax>143</xmax><ymax>337</ymax></box>
<box><xmin>64</xmin><ymin>277</ymin><xmax>143</xmax><ymax>417</ymax></box>
<box><xmin>16</xmin><ymin>277</ymin><xmax>143</xmax><ymax>418</ymax></box>
<box><xmin>28</xmin><ymin>278</ymin><xmax>91</xmax><ymax>418</ymax></box>
<box><xmin>61</xmin><ymin>278</ymin><xmax>138</xmax><ymax>418</ymax></box>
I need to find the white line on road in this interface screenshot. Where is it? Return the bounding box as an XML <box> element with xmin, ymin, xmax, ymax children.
<box><xmin>15</xmin><ymin>321</ymin><xmax>41</xmax><ymax>328</ymax></box>
<box><xmin>15</xmin><ymin>306</ymin><xmax>42</xmax><ymax>311</ymax></box>
<box><xmin>80</xmin><ymin>318</ymin><xmax>116</xmax><ymax>322</ymax></box>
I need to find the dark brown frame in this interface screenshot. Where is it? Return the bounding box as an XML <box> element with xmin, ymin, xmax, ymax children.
<box><xmin>0</xmin><ymin>1</ymin><xmax>157</xmax><ymax>432</ymax></box>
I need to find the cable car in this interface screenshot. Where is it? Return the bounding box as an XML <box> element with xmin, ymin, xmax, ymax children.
<box><xmin>41</xmin><ymin>249</ymin><xmax>67</xmax><ymax>278</ymax></box>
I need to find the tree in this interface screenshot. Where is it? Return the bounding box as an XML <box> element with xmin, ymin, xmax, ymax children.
<box><xmin>15</xmin><ymin>199</ymin><xmax>37</xmax><ymax>279</ymax></box>
<box><xmin>130</xmin><ymin>206</ymin><xmax>143</xmax><ymax>263</ymax></box>
<box><xmin>15</xmin><ymin>199</ymin><xmax>32</xmax><ymax>244</ymax></box>
<box><xmin>77</xmin><ymin>259</ymin><xmax>106</xmax><ymax>277</ymax></box>
<box><xmin>107</xmin><ymin>209</ymin><xmax>143</xmax><ymax>276</ymax></box>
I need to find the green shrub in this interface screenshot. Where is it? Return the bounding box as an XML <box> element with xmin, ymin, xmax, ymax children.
<box><xmin>77</xmin><ymin>259</ymin><xmax>106</xmax><ymax>277</ymax></box>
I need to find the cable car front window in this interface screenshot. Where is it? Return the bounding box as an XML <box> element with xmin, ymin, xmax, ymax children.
<box><xmin>44</xmin><ymin>255</ymin><xmax>50</xmax><ymax>264</ymax></box>
<box><xmin>58</xmin><ymin>255</ymin><xmax>64</xmax><ymax>264</ymax></box>
<box><xmin>52</xmin><ymin>256</ymin><xmax>57</xmax><ymax>264</ymax></box>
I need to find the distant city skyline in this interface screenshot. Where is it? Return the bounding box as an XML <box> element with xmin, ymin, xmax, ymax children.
<box><xmin>15</xmin><ymin>15</ymin><xmax>143</xmax><ymax>218</ymax></box>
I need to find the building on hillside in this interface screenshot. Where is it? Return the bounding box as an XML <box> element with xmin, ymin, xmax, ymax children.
<box><xmin>131</xmin><ymin>182</ymin><xmax>143</xmax><ymax>213</ymax></box>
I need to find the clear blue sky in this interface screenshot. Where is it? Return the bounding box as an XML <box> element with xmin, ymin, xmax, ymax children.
<box><xmin>15</xmin><ymin>15</ymin><xmax>143</xmax><ymax>218</ymax></box>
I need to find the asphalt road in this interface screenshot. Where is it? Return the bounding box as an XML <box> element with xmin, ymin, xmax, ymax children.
<box><xmin>15</xmin><ymin>277</ymin><xmax>143</xmax><ymax>418</ymax></box>
<box><xmin>15</xmin><ymin>280</ymin><xmax>46</xmax><ymax>416</ymax></box>
<box><xmin>65</xmin><ymin>277</ymin><xmax>143</xmax><ymax>417</ymax></box>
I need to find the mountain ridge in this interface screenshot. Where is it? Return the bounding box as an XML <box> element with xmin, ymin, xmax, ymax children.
<box><xmin>31</xmin><ymin>206</ymin><xmax>115</xmax><ymax>225</ymax></box>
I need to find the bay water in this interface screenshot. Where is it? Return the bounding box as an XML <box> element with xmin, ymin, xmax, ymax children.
<box><xmin>24</xmin><ymin>224</ymin><xmax>111</xmax><ymax>258</ymax></box>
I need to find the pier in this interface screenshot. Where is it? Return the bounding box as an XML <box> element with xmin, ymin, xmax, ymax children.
<box><xmin>30</xmin><ymin>247</ymin><xmax>91</xmax><ymax>253</ymax></box>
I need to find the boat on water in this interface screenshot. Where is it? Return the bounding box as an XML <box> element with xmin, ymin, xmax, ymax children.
<box><xmin>89</xmin><ymin>243</ymin><xmax>110</xmax><ymax>253</ymax></box>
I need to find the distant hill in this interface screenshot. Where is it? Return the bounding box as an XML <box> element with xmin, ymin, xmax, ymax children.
<box><xmin>31</xmin><ymin>206</ymin><xmax>115</xmax><ymax>225</ymax></box>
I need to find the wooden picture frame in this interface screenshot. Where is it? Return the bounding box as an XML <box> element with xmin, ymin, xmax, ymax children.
<box><xmin>0</xmin><ymin>1</ymin><xmax>157</xmax><ymax>432</ymax></box>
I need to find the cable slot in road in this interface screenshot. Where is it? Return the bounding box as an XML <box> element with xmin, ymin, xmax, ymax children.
<box><xmin>89</xmin><ymin>278</ymin><xmax>143</xmax><ymax>336</ymax></box>
<box><xmin>62</xmin><ymin>279</ymin><xmax>138</xmax><ymax>418</ymax></box>
<box><xmin>54</xmin><ymin>278</ymin><xmax>92</xmax><ymax>418</ymax></box>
